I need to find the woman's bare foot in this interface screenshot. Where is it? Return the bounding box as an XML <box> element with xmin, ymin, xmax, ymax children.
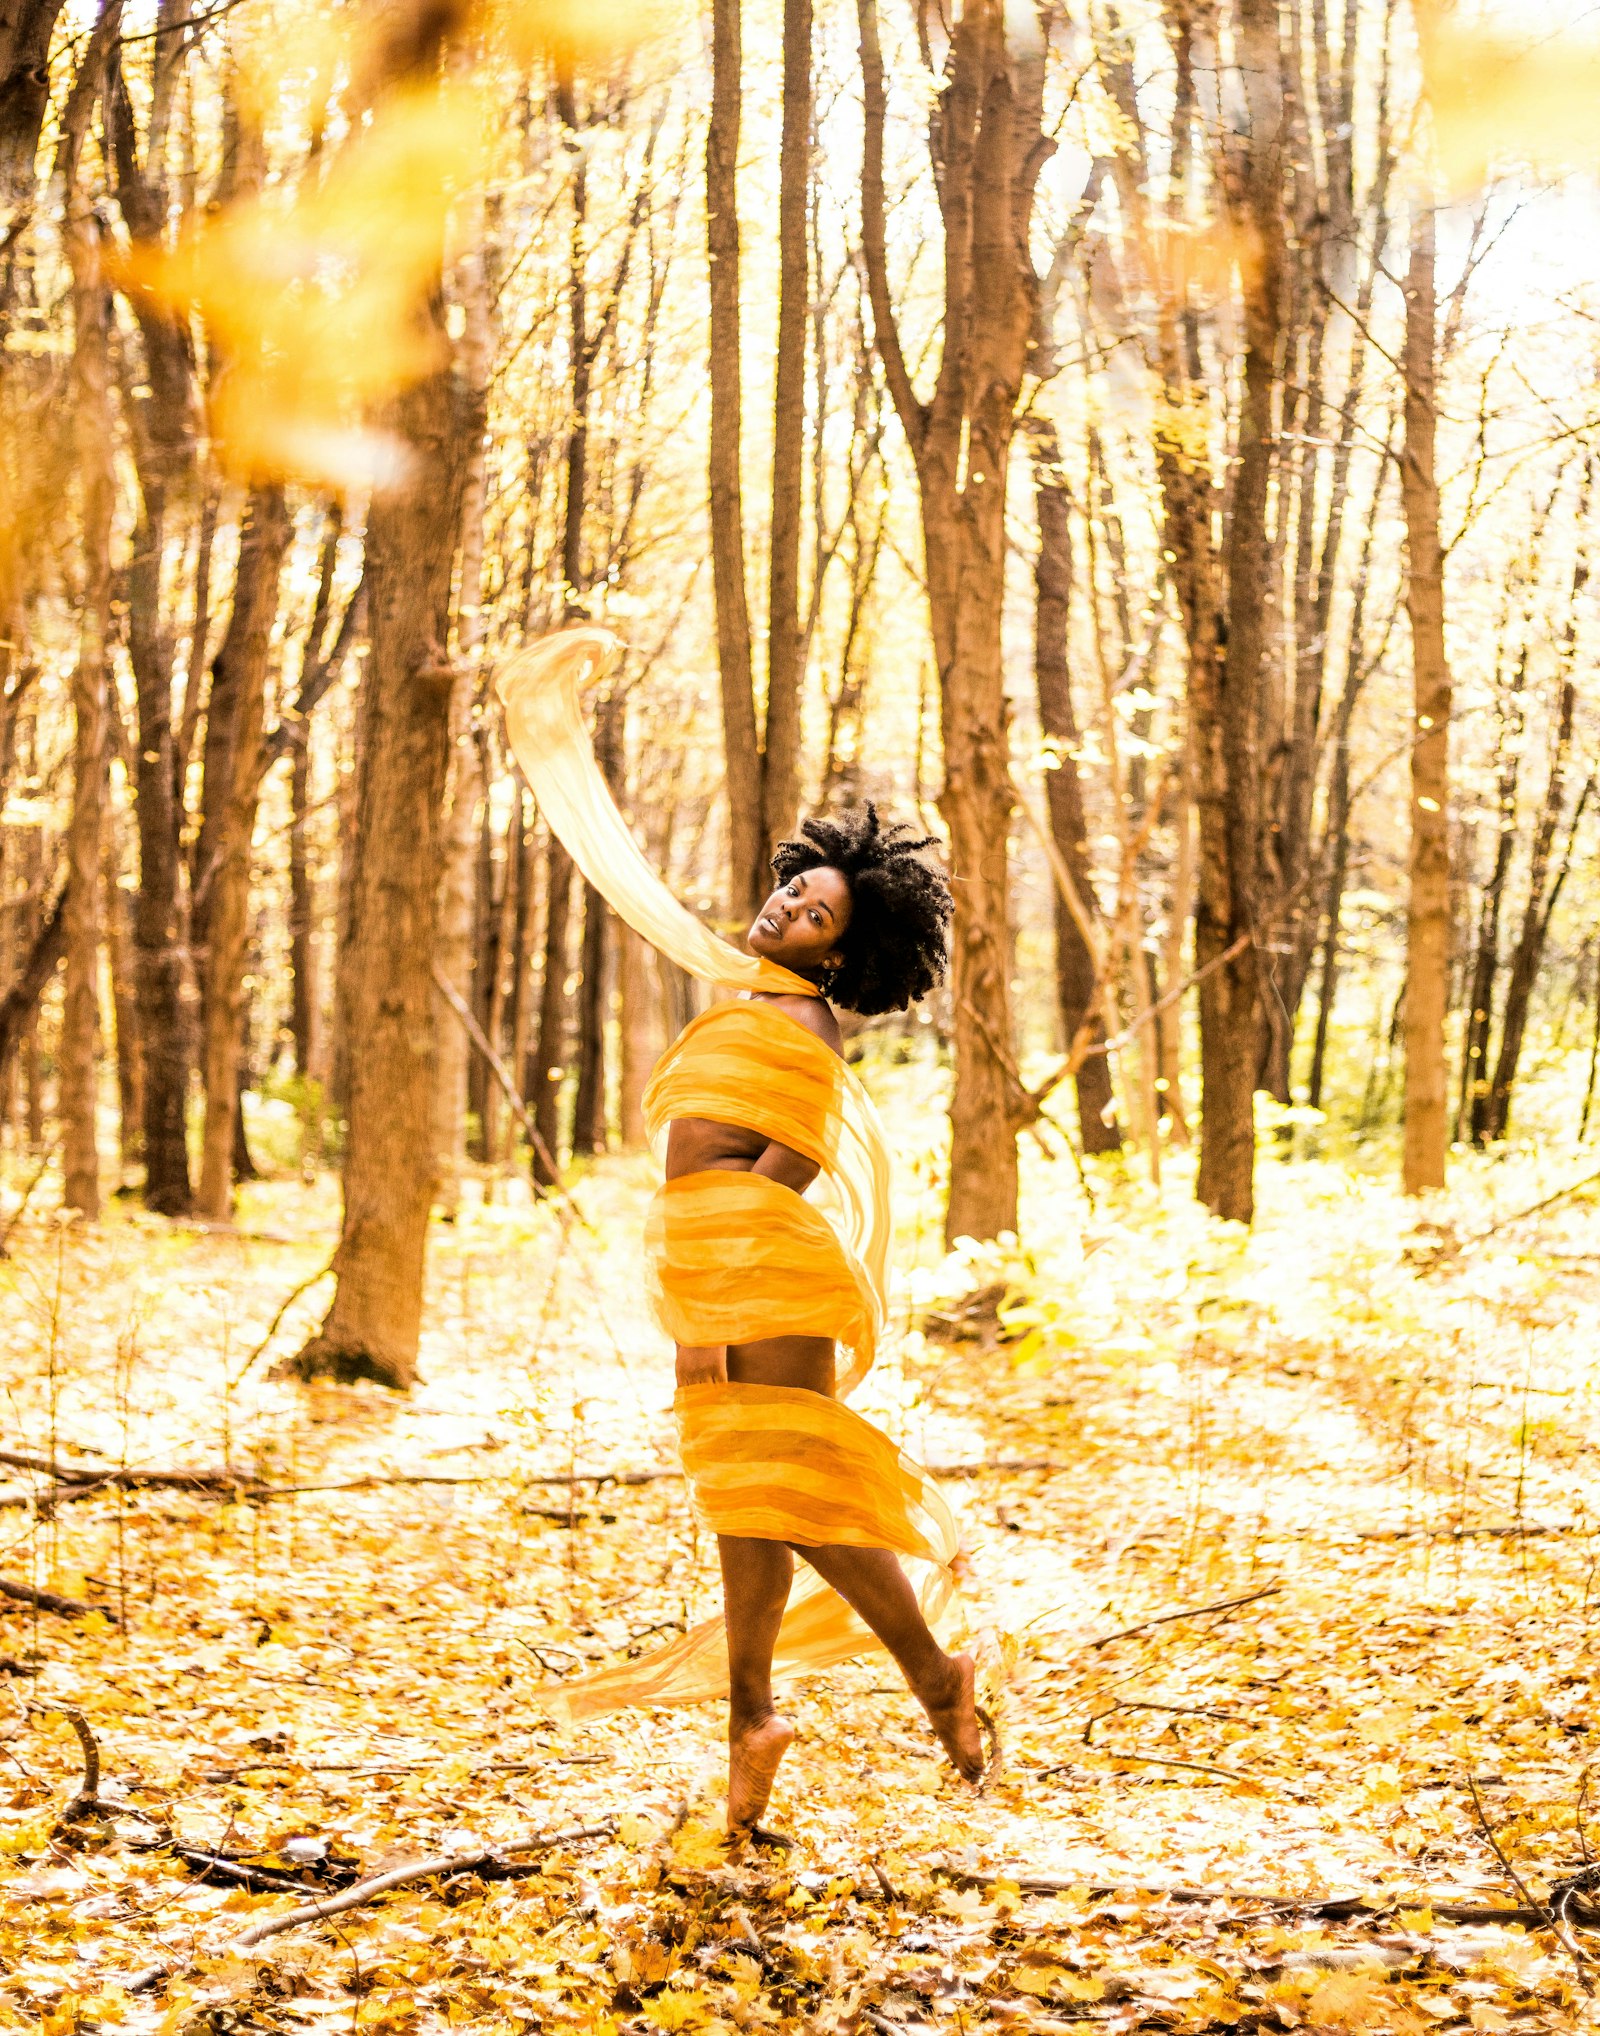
<box><xmin>919</xmin><ymin>1652</ymin><xmax>985</xmax><ymax>1781</ymax></box>
<box><xmin>727</xmin><ymin>1711</ymin><xmax>795</xmax><ymax>1831</ymax></box>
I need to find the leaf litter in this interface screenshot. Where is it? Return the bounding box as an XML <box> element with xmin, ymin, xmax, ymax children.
<box><xmin>4</xmin><ymin>1094</ymin><xmax>1600</xmax><ymax>2032</ymax></box>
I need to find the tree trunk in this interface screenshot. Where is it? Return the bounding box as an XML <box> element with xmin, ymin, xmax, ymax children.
<box><xmin>1400</xmin><ymin>202</ymin><xmax>1452</xmax><ymax>1194</ymax></box>
<box><xmin>106</xmin><ymin>30</ymin><xmax>200</xmax><ymax>1217</ymax></box>
<box><xmin>288</xmin><ymin>730</ymin><xmax>316</xmax><ymax>1079</ymax></box>
<box><xmin>0</xmin><ymin>0</ymin><xmax>68</xmax><ymax>220</ymax></box>
<box><xmin>288</xmin><ymin>284</ymin><xmax>466</xmax><ymax>1389</ymax></box>
<box><xmin>0</xmin><ymin>877</ymin><xmax>65</xmax><ymax>1092</ymax></box>
<box><xmin>1028</xmin><ymin>414</ymin><xmax>1119</xmax><ymax>1152</ymax></box>
<box><xmin>61</xmin><ymin>193</ymin><xmax>114</xmax><ymax>1218</ymax></box>
<box><xmin>432</xmin><ymin>715</ymin><xmax>481</xmax><ymax>1216</ymax></box>
<box><xmin>103</xmin><ymin>814</ymin><xmax>143</xmax><ymax>1178</ymax></box>
<box><xmin>617</xmin><ymin>922</ymin><xmax>662</xmax><ymax>1146</ymax></box>
<box><xmin>1188</xmin><ymin>0</ymin><xmax>1285</xmax><ymax>1225</ymax></box>
<box><xmin>500</xmin><ymin>785</ymin><xmax>535</xmax><ymax>1165</ymax></box>
<box><xmin>433</xmin><ymin>225</ymin><xmax>492</xmax><ymax>1208</ymax></box>
<box><xmin>760</xmin><ymin>0</ymin><xmax>812</xmax><ymax>873</ymax></box>
<box><xmin>858</xmin><ymin>0</ymin><xmax>1050</xmax><ymax>1245</ymax></box>
<box><xmin>1482</xmin><ymin>695</ymin><xmax>1586</xmax><ymax>1144</ymax></box>
<box><xmin>571</xmin><ymin>695</ymin><xmax>621</xmax><ymax>1156</ymax></box>
<box><xmin>529</xmin><ymin>836</ymin><xmax>574</xmax><ymax>1188</ymax></box>
<box><xmin>707</xmin><ymin>0</ymin><xmax>763</xmax><ymax>917</ymax></box>
<box><xmin>194</xmin><ymin>486</ymin><xmax>291</xmax><ymax>1219</ymax></box>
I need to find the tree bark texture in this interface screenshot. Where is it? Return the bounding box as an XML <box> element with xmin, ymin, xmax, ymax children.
<box><xmin>859</xmin><ymin>0</ymin><xmax>1049</xmax><ymax>1244</ymax></box>
<box><xmin>1400</xmin><ymin>202</ymin><xmax>1451</xmax><ymax>1195</ymax></box>
<box><xmin>1028</xmin><ymin>416</ymin><xmax>1119</xmax><ymax>1152</ymax></box>
<box><xmin>0</xmin><ymin>0</ymin><xmax>68</xmax><ymax>216</ymax></box>
<box><xmin>706</xmin><ymin>0</ymin><xmax>763</xmax><ymax>918</ymax></box>
<box><xmin>528</xmin><ymin>837</ymin><xmax>573</xmax><ymax>1189</ymax></box>
<box><xmin>289</xmin><ymin>290</ymin><xmax>466</xmax><ymax>1388</ymax></box>
<box><xmin>0</xmin><ymin>876</ymin><xmax>65</xmax><ymax>1090</ymax></box>
<box><xmin>760</xmin><ymin>0</ymin><xmax>812</xmax><ymax>874</ymax></box>
<box><xmin>1188</xmin><ymin>0</ymin><xmax>1285</xmax><ymax>1225</ymax></box>
<box><xmin>195</xmin><ymin>485</ymin><xmax>291</xmax><ymax>1219</ymax></box>
<box><xmin>61</xmin><ymin>190</ymin><xmax>114</xmax><ymax>1217</ymax></box>
<box><xmin>1481</xmin><ymin>502</ymin><xmax>1590</xmax><ymax>1143</ymax></box>
<box><xmin>288</xmin><ymin>731</ymin><xmax>316</xmax><ymax>1079</ymax></box>
<box><xmin>107</xmin><ymin>37</ymin><xmax>202</xmax><ymax>1218</ymax></box>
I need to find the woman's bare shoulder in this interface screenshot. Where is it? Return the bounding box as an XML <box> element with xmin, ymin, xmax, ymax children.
<box><xmin>753</xmin><ymin>992</ymin><xmax>844</xmax><ymax>1057</ymax></box>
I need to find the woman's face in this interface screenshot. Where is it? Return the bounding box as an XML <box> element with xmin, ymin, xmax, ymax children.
<box><xmin>747</xmin><ymin>865</ymin><xmax>852</xmax><ymax>980</ymax></box>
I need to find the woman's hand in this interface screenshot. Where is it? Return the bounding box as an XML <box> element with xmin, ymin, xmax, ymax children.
<box><xmin>675</xmin><ymin>1343</ymin><xmax>729</xmax><ymax>1386</ymax></box>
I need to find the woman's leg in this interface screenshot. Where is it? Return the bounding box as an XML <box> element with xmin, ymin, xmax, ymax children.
<box><xmin>795</xmin><ymin>1542</ymin><xmax>984</xmax><ymax>1780</ymax></box>
<box><xmin>719</xmin><ymin>1535</ymin><xmax>796</xmax><ymax>1828</ymax></box>
<box><xmin>720</xmin><ymin>1333</ymin><xmax>984</xmax><ymax>1786</ymax></box>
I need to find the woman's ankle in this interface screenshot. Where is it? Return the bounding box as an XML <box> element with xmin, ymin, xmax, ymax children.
<box><xmin>729</xmin><ymin>1692</ymin><xmax>778</xmax><ymax>1732</ymax></box>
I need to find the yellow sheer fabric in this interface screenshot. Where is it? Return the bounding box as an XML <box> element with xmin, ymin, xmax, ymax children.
<box><xmin>495</xmin><ymin>629</ymin><xmax>959</xmax><ymax>1723</ymax></box>
<box><xmin>641</xmin><ymin>1001</ymin><xmax>891</xmax><ymax>1391</ymax></box>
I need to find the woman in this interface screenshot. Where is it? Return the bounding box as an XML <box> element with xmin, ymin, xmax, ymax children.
<box><xmin>498</xmin><ymin>629</ymin><xmax>990</xmax><ymax>1835</ymax></box>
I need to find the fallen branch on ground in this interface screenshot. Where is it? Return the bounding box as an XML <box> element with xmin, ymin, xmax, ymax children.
<box><xmin>0</xmin><ymin>1448</ymin><xmax>253</xmax><ymax>1496</ymax></box>
<box><xmin>941</xmin><ymin>1865</ymin><xmax>1578</xmax><ymax>1930</ymax></box>
<box><xmin>1361</xmin><ymin>1522</ymin><xmax>1582</xmax><ymax>1541</ymax></box>
<box><xmin>225</xmin><ymin>1820</ymin><xmax>617</xmax><ymax>1952</ymax></box>
<box><xmin>0</xmin><ymin>1575</ymin><xmax>112</xmax><ymax>1620</ymax></box>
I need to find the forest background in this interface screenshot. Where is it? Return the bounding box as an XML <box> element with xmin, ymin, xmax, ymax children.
<box><xmin>8</xmin><ymin>0</ymin><xmax>1600</xmax><ymax>2031</ymax></box>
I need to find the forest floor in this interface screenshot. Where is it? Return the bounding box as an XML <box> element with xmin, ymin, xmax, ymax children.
<box><xmin>6</xmin><ymin>1075</ymin><xmax>1600</xmax><ymax>2034</ymax></box>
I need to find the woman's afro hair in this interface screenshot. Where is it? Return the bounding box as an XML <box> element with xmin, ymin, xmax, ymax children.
<box><xmin>769</xmin><ymin>802</ymin><xmax>952</xmax><ymax>1017</ymax></box>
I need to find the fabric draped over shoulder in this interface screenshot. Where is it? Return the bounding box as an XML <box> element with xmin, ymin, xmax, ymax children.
<box><xmin>495</xmin><ymin>630</ymin><xmax>960</xmax><ymax>1724</ymax></box>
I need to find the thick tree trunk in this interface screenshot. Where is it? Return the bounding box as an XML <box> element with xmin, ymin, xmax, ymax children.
<box><xmin>1400</xmin><ymin>203</ymin><xmax>1452</xmax><ymax>1194</ymax></box>
<box><xmin>61</xmin><ymin>199</ymin><xmax>115</xmax><ymax>1218</ymax></box>
<box><xmin>195</xmin><ymin>486</ymin><xmax>291</xmax><ymax>1219</ymax></box>
<box><xmin>858</xmin><ymin>0</ymin><xmax>1049</xmax><ymax>1245</ymax></box>
<box><xmin>288</xmin><ymin>288</ymin><xmax>465</xmax><ymax>1389</ymax></box>
<box><xmin>760</xmin><ymin>0</ymin><xmax>812</xmax><ymax>871</ymax></box>
<box><xmin>1028</xmin><ymin>416</ymin><xmax>1119</xmax><ymax>1152</ymax></box>
<box><xmin>707</xmin><ymin>0</ymin><xmax>763</xmax><ymax>917</ymax></box>
<box><xmin>0</xmin><ymin>0</ymin><xmax>68</xmax><ymax>217</ymax></box>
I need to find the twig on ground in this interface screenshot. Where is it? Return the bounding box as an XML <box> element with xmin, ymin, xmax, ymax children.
<box><xmin>1093</xmin><ymin>1747</ymin><xmax>1248</xmax><ymax>1784</ymax></box>
<box><xmin>1083</xmin><ymin>1699</ymin><xmax>1240</xmax><ymax>1744</ymax></box>
<box><xmin>226</xmin><ymin>1821</ymin><xmax>616</xmax><ymax>1951</ymax></box>
<box><xmin>173</xmin><ymin>1845</ymin><xmax>327</xmax><ymax>1896</ymax></box>
<box><xmin>1079</xmin><ymin>1584</ymin><xmax>1282</xmax><ymax>1652</ymax></box>
<box><xmin>27</xmin><ymin>1703</ymin><xmax>103</xmax><ymax>1821</ymax></box>
<box><xmin>1466</xmin><ymin>1774</ymin><xmax>1594</xmax><ymax>1990</ymax></box>
<box><xmin>0</xmin><ymin>1138</ymin><xmax>59</xmax><ymax>1254</ymax></box>
<box><xmin>229</xmin><ymin>1259</ymin><xmax>336</xmax><ymax>1388</ymax></box>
